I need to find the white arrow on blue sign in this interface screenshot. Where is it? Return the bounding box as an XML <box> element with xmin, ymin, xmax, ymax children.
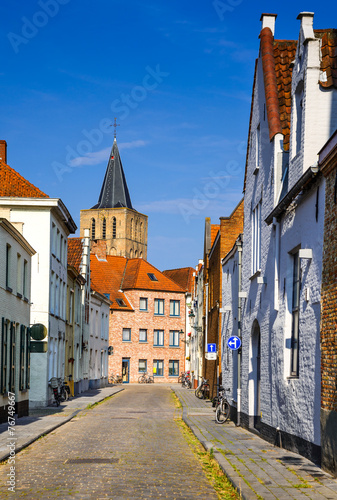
<box><xmin>207</xmin><ymin>343</ymin><xmax>217</xmax><ymax>353</ymax></box>
<box><xmin>227</xmin><ymin>336</ymin><xmax>241</xmax><ymax>350</ymax></box>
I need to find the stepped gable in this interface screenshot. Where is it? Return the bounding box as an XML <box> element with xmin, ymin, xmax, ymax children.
<box><xmin>68</xmin><ymin>238</ymin><xmax>83</xmax><ymax>272</ymax></box>
<box><xmin>315</xmin><ymin>29</ymin><xmax>337</xmax><ymax>88</ymax></box>
<box><xmin>91</xmin><ymin>138</ymin><xmax>133</xmax><ymax>210</ymax></box>
<box><xmin>162</xmin><ymin>267</ymin><xmax>195</xmax><ymax>293</ymax></box>
<box><xmin>0</xmin><ymin>160</ymin><xmax>49</xmax><ymax>198</ymax></box>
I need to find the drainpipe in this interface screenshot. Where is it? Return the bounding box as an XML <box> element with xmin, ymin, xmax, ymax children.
<box><xmin>237</xmin><ymin>237</ymin><xmax>243</xmax><ymax>426</ymax></box>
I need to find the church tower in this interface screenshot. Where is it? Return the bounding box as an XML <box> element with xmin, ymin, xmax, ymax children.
<box><xmin>80</xmin><ymin>137</ymin><xmax>148</xmax><ymax>259</ymax></box>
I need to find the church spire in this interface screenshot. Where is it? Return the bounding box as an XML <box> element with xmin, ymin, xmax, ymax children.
<box><xmin>92</xmin><ymin>138</ymin><xmax>133</xmax><ymax>210</ymax></box>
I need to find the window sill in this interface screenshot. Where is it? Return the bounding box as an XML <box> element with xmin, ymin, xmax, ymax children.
<box><xmin>249</xmin><ymin>270</ymin><xmax>261</xmax><ymax>281</ymax></box>
<box><xmin>122</xmin><ymin>340</ymin><xmax>132</xmax><ymax>343</ymax></box>
<box><xmin>169</xmin><ymin>345</ymin><xmax>180</xmax><ymax>349</ymax></box>
<box><xmin>17</xmin><ymin>292</ymin><xmax>22</xmax><ymax>299</ymax></box>
<box><xmin>153</xmin><ymin>345</ymin><xmax>165</xmax><ymax>348</ymax></box>
<box><xmin>169</xmin><ymin>315</ymin><xmax>180</xmax><ymax>318</ymax></box>
<box><xmin>154</xmin><ymin>314</ymin><xmax>165</xmax><ymax>317</ymax></box>
<box><xmin>6</xmin><ymin>286</ymin><xmax>13</xmax><ymax>293</ymax></box>
<box><xmin>139</xmin><ymin>310</ymin><xmax>148</xmax><ymax>313</ymax></box>
<box><xmin>287</xmin><ymin>376</ymin><xmax>299</xmax><ymax>380</ymax></box>
<box><xmin>139</xmin><ymin>341</ymin><xmax>148</xmax><ymax>344</ymax></box>
<box><xmin>24</xmin><ymin>297</ymin><xmax>29</xmax><ymax>303</ymax></box>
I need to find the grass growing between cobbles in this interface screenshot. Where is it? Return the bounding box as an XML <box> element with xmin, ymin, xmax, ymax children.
<box><xmin>175</xmin><ymin>417</ymin><xmax>240</xmax><ymax>500</ymax></box>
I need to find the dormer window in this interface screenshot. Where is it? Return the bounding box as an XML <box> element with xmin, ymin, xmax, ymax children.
<box><xmin>148</xmin><ymin>273</ymin><xmax>158</xmax><ymax>281</ymax></box>
<box><xmin>254</xmin><ymin>124</ymin><xmax>261</xmax><ymax>175</ymax></box>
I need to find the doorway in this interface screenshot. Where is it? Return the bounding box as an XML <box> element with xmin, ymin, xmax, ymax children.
<box><xmin>122</xmin><ymin>359</ymin><xmax>130</xmax><ymax>383</ymax></box>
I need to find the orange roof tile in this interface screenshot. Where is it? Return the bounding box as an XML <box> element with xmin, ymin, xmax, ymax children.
<box><xmin>211</xmin><ymin>224</ymin><xmax>220</xmax><ymax>247</ymax></box>
<box><xmin>68</xmin><ymin>238</ymin><xmax>83</xmax><ymax>273</ymax></box>
<box><xmin>0</xmin><ymin>160</ymin><xmax>49</xmax><ymax>198</ymax></box>
<box><xmin>260</xmin><ymin>27</ymin><xmax>297</xmax><ymax>148</ymax></box>
<box><xmin>90</xmin><ymin>256</ymin><xmax>185</xmax><ymax>311</ymax></box>
<box><xmin>315</xmin><ymin>29</ymin><xmax>337</xmax><ymax>88</ymax></box>
<box><xmin>162</xmin><ymin>267</ymin><xmax>195</xmax><ymax>293</ymax></box>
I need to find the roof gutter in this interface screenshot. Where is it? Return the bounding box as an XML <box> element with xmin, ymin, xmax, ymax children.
<box><xmin>265</xmin><ymin>163</ymin><xmax>319</xmax><ymax>225</ymax></box>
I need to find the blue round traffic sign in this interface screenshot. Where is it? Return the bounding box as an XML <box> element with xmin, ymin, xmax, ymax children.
<box><xmin>227</xmin><ymin>336</ymin><xmax>241</xmax><ymax>350</ymax></box>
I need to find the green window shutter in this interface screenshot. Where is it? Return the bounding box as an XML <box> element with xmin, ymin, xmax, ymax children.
<box><xmin>26</xmin><ymin>329</ymin><xmax>30</xmax><ymax>390</ymax></box>
<box><xmin>19</xmin><ymin>325</ymin><xmax>25</xmax><ymax>391</ymax></box>
<box><xmin>9</xmin><ymin>322</ymin><xmax>15</xmax><ymax>393</ymax></box>
<box><xmin>1</xmin><ymin>318</ymin><xmax>5</xmax><ymax>394</ymax></box>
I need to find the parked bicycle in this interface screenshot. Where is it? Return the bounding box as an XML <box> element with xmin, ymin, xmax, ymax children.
<box><xmin>109</xmin><ymin>373</ymin><xmax>123</xmax><ymax>384</ymax></box>
<box><xmin>49</xmin><ymin>377</ymin><xmax>61</xmax><ymax>406</ymax></box>
<box><xmin>195</xmin><ymin>377</ymin><xmax>210</xmax><ymax>399</ymax></box>
<box><xmin>214</xmin><ymin>386</ymin><xmax>230</xmax><ymax>424</ymax></box>
<box><xmin>181</xmin><ymin>371</ymin><xmax>192</xmax><ymax>389</ymax></box>
<box><xmin>138</xmin><ymin>372</ymin><xmax>154</xmax><ymax>383</ymax></box>
<box><xmin>59</xmin><ymin>378</ymin><xmax>70</xmax><ymax>401</ymax></box>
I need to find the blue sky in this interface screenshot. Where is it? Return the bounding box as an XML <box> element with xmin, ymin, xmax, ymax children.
<box><xmin>2</xmin><ymin>1</ymin><xmax>337</xmax><ymax>271</ymax></box>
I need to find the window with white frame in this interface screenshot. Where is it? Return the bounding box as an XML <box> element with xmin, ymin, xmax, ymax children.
<box><xmin>169</xmin><ymin>330</ymin><xmax>179</xmax><ymax>347</ymax></box>
<box><xmin>170</xmin><ymin>300</ymin><xmax>180</xmax><ymax>317</ymax></box>
<box><xmin>290</xmin><ymin>250</ymin><xmax>300</xmax><ymax>377</ymax></box>
<box><xmin>154</xmin><ymin>330</ymin><xmax>164</xmax><ymax>346</ymax></box>
<box><xmin>122</xmin><ymin>328</ymin><xmax>131</xmax><ymax>342</ymax></box>
<box><xmin>252</xmin><ymin>201</ymin><xmax>262</xmax><ymax>275</ymax></box>
<box><xmin>154</xmin><ymin>299</ymin><xmax>164</xmax><ymax>316</ymax></box>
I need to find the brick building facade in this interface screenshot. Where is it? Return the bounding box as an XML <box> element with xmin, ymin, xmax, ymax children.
<box><xmin>319</xmin><ymin>131</ymin><xmax>337</xmax><ymax>476</ymax></box>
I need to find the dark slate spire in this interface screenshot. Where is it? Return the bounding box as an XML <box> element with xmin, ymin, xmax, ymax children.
<box><xmin>92</xmin><ymin>139</ymin><xmax>133</xmax><ymax>209</ymax></box>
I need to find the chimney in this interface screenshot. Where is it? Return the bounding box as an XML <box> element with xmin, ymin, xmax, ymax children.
<box><xmin>260</xmin><ymin>13</ymin><xmax>277</xmax><ymax>36</ymax></box>
<box><xmin>0</xmin><ymin>140</ymin><xmax>7</xmax><ymax>163</ymax></box>
<box><xmin>297</xmin><ymin>12</ymin><xmax>315</xmax><ymax>41</ymax></box>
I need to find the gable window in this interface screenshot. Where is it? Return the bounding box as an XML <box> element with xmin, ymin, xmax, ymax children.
<box><xmin>153</xmin><ymin>359</ymin><xmax>163</xmax><ymax>376</ymax></box>
<box><xmin>139</xmin><ymin>297</ymin><xmax>148</xmax><ymax>311</ymax></box>
<box><xmin>116</xmin><ymin>298</ymin><xmax>127</xmax><ymax>307</ymax></box>
<box><xmin>6</xmin><ymin>244</ymin><xmax>12</xmax><ymax>290</ymax></box>
<box><xmin>170</xmin><ymin>300</ymin><xmax>180</xmax><ymax>317</ymax></box>
<box><xmin>154</xmin><ymin>330</ymin><xmax>164</xmax><ymax>346</ymax></box>
<box><xmin>290</xmin><ymin>250</ymin><xmax>300</xmax><ymax>377</ymax></box>
<box><xmin>112</xmin><ymin>217</ymin><xmax>117</xmax><ymax>239</ymax></box>
<box><xmin>169</xmin><ymin>360</ymin><xmax>179</xmax><ymax>377</ymax></box>
<box><xmin>102</xmin><ymin>218</ymin><xmax>106</xmax><ymax>239</ymax></box>
<box><xmin>255</xmin><ymin>124</ymin><xmax>261</xmax><ymax>174</ymax></box>
<box><xmin>139</xmin><ymin>329</ymin><xmax>147</xmax><ymax>342</ymax></box>
<box><xmin>91</xmin><ymin>218</ymin><xmax>96</xmax><ymax>240</ymax></box>
<box><xmin>139</xmin><ymin>359</ymin><xmax>147</xmax><ymax>373</ymax></box>
<box><xmin>122</xmin><ymin>328</ymin><xmax>131</xmax><ymax>342</ymax></box>
<box><xmin>252</xmin><ymin>201</ymin><xmax>262</xmax><ymax>275</ymax></box>
<box><xmin>169</xmin><ymin>330</ymin><xmax>179</xmax><ymax>347</ymax></box>
<box><xmin>154</xmin><ymin>299</ymin><xmax>164</xmax><ymax>316</ymax></box>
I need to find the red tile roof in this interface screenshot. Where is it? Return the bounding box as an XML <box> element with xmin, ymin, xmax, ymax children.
<box><xmin>211</xmin><ymin>224</ymin><xmax>220</xmax><ymax>247</ymax></box>
<box><xmin>90</xmin><ymin>256</ymin><xmax>185</xmax><ymax>311</ymax></box>
<box><xmin>0</xmin><ymin>160</ymin><xmax>49</xmax><ymax>198</ymax></box>
<box><xmin>68</xmin><ymin>238</ymin><xmax>83</xmax><ymax>273</ymax></box>
<box><xmin>260</xmin><ymin>28</ymin><xmax>297</xmax><ymax>148</ymax></box>
<box><xmin>162</xmin><ymin>267</ymin><xmax>195</xmax><ymax>293</ymax></box>
<box><xmin>315</xmin><ymin>29</ymin><xmax>337</xmax><ymax>88</ymax></box>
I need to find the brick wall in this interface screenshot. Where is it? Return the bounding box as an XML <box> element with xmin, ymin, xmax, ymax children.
<box><xmin>108</xmin><ymin>289</ymin><xmax>185</xmax><ymax>383</ymax></box>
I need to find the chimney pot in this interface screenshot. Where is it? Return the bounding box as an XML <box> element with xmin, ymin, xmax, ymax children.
<box><xmin>260</xmin><ymin>13</ymin><xmax>277</xmax><ymax>36</ymax></box>
<box><xmin>0</xmin><ymin>140</ymin><xmax>7</xmax><ymax>163</ymax></box>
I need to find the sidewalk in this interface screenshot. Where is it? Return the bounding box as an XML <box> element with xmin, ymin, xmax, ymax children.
<box><xmin>0</xmin><ymin>385</ymin><xmax>124</xmax><ymax>462</ymax></box>
<box><xmin>173</xmin><ymin>387</ymin><xmax>337</xmax><ymax>500</ymax></box>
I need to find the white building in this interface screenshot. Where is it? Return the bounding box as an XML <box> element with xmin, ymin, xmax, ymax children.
<box><xmin>0</xmin><ymin>217</ymin><xmax>35</xmax><ymax>422</ymax></box>
<box><xmin>0</xmin><ymin>154</ymin><xmax>76</xmax><ymax>407</ymax></box>
<box><xmin>239</xmin><ymin>13</ymin><xmax>337</xmax><ymax>463</ymax></box>
<box><xmin>89</xmin><ymin>289</ymin><xmax>110</xmax><ymax>389</ymax></box>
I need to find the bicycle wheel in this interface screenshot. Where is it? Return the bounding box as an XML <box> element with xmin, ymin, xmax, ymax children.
<box><xmin>148</xmin><ymin>376</ymin><xmax>154</xmax><ymax>383</ymax></box>
<box><xmin>138</xmin><ymin>375</ymin><xmax>145</xmax><ymax>383</ymax></box>
<box><xmin>195</xmin><ymin>387</ymin><xmax>204</xmax><ymax>399</ymax></box>
<box><xmin>216</xmin><ymin>400</ymin><xmax>230</xmax><ymax>424</ymax></box>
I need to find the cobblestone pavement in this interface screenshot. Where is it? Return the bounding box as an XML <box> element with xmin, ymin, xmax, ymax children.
<box><xmin>0</xmin><ymin>385</ymin><xmax>219</xmax><ymax>499</ymax></box>
<box><xmin>173</xmin><ymin>387</ymin><xmax>337</xmax><ymax>500</ymax></box>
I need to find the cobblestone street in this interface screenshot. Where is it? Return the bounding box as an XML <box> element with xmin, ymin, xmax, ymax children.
<box><xmin>0</xmin><ymin>385</ymin><xmax>219</xmax><ymax>499</ymax></box>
